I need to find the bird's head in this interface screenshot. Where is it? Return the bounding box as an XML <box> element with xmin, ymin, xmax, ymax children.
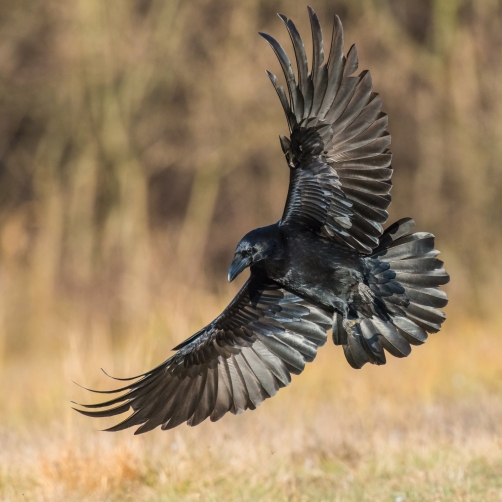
<box><xmin>228</xmin><ymin>225</ymin><xmax>282</xmax><ymax>282</ymax></box>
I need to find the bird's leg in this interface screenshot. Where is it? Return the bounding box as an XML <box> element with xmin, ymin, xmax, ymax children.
<box><xmin>331</xmin><ymin>297</ymin><xmax>350</xmax><ymax>320</ymax></box>
<box><xmin>342</xmin><ymin>317</ymin><xmax>361</xmax><ymax>335</ymax></box>
<box><xmin>338</xmin><ymin>283</ymin><xmax>374</xmax><ymax>335</ymax></box>
<box><xmin>332</xmin><ymin>312</ymin><xmax>347</xmax><ymax>345</ymax></box>
<box><xmin>331</xmin><ymin>299</ymin><xmax>361</xmax><ymax>345</ymax></box>
<box><xmin>357</xmin><ymin>282</ymin><xmax>374</xmax><ymax>304</ymax></box>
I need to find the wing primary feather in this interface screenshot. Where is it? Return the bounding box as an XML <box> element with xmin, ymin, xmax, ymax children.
<box><xmin>188</xmin><ymin>365</ymin><xmax>218</xmax><ymax>426</ymax></box>
<box><xmin>324</xmin><ymin>76</ymin><xmax>360</xmax><ymax>124</ymax></box>
<box><xmin>330</xmin><ymin>70</ymin><xmax>373</xmax><ymax>136</ymax></box>
<box><xmin>226</xmin><ymin>355</ymin><xmax>249</xmax><ymax>414</ymax></box>
<box><xmin>343</xmin><ymin>44</ymin><xmax>359</xmax><ymax>77</ymax></box>
<box><xmin>161</xmin><ymin>376</ymin><xmax>201</xmax><ymax>430</ymax></box>
<box><xmin>72</xmin><ymin>402</ymin><xmax>131</xmax><ymax>419</ymax></box>
<box><xmin>266</xmin><ymin>70</ymin><xmax>295</xmax><ymax>132</ymax></box>
<box><xmin>163</xmin><ymin>372</ymin><xmax>208</xmax><ymax>430</ymax></box>
<box><xmin>210</xmin><ymin>357</ymin><xmax>234</xmax><ymax>422</ymax></box>
<box><xmin>319</xmin><ymin>15</ymin><xmax>344</xmax><ymax>119</ymax></box>
<box><xmin>308</xmin><ymin>6</ymin><xmax>324</xmax><ymax>80</ymax></box>
<box><xmin>278</xmin><ymin>16</ymin><xmax>308</xmax><ymax>105</ymax></box>
<box><xmin>259</xmin><ymin>31</ymin><xmax>302</xmax><ymax>120</ymax></box>
<box><xmin>73</xmin><ymin>372</ymin><xmax>165</xmax><ymax>410</ymax></box>
<box><xmin>133</xmin><ymin>378</ymin><xmax>193</xmax><ymax>435</ymax></box>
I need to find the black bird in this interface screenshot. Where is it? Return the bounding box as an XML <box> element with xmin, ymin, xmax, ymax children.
<box><xmin>75</xmin><ymin>7</ymin><xmax>449</xmax><ymax>433</ymax></box>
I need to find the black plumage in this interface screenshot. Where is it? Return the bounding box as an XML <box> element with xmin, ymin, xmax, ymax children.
<box><xmin>74</xmin><ymin>7</ymin><xmax>449</xmax><ymax>433</ymax></box>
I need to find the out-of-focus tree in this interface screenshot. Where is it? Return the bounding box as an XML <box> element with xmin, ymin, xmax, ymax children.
<box><xmin>0</xmin><ymin>0</ymin><xmax>501</xmax><ymax>355</ymax></box>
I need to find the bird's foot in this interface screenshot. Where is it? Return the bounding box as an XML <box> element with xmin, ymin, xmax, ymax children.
<box><xmin>357</xmin><ymin>282</ymin><xmax>374</xmax><ymax>304</ymax></box>
<box><xmin>332</xmin><ymin>313</ymin><xmax>361</xmax><ymax>345</ymax></box>
<box><xmin>342</xmin><ymin>317</ymin><xmax>361</xmax><ymax>335</ymax></box>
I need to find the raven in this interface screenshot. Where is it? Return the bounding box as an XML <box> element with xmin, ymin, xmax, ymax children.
<box><xmin>75</xmin><ymin>7</ymin><xmax>449</xmax><ymax>433</ymax></box>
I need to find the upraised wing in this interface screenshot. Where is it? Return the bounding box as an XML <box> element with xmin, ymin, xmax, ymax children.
<box><xmin>74</xmin><ymin>278</ymin><xmax>331</xmax><ymax>433</ymax></box>
<box><xmin>260</xmin><ymin>7</ymin><xmax>392</xmax><ymax>253</ymax></box>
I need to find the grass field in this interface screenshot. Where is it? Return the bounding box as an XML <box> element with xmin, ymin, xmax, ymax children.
<box><xmin>1</xmin><ymin>300</ymin><xmax>501</xmax><ymax>501</ymax></box>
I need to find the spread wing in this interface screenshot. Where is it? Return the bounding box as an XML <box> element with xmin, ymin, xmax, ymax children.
<box><xmin>260</xmin><ymin>8</ymin><xmax>392</xmax><ymax>253</ymax></box>
<box><xmin>74</xmin><ymin>277</ymin><xmax>331</xmax><ymax>434</ymax></box>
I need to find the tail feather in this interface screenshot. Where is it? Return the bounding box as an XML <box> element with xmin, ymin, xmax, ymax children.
<box><xmin>340</xmin><ymin>218</ymin><xmax>449</xmax><ymax>369</ymax></box>
<box><xmin>405</xmin><ymin>287</ymin><xmax>448</xmax><ymax>308</ymax></box>
<box><xmin>374</xmin><ymin>237</ymin><xmax>438</xmax><ymax>261</ymax></box>
<box><xmin>392</xmin><ymin>316</ymin><xmax>428</xmax><ymax>345</ymax></box>
<box><xmin>343</xmin><ymin>318</ymin><xmax>387</xmax><ymax>368</ymax></box>
<box><xmin>372</xmin><ymin>217</ymin><xmax>416</xmax><ymax>251</ymax></box>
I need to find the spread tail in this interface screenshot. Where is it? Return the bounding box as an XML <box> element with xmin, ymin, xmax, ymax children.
<box><xmin>336</xmin><ymin>218</ymin><xmax>450</xmax><ymax>369</ymax></box>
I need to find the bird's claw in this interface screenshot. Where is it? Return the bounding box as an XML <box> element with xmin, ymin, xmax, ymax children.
<box><xmin>342</xmin><ymin>318</ymin><xmax>361</xmax><ymax>335</ymax></box>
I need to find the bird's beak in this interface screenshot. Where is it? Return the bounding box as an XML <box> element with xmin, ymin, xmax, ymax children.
<box><xmin>228</xmin><ymin>255</ymin><xmax>251</xmax><ymax>282</ymax></box>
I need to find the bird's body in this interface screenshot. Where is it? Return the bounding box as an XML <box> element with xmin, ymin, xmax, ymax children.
<box><xmin>75</xmin><ymin>7</ymin><xmax>450</xmax><ymax>433</ymax></box>
<box><xmin>249</xmin><ymin>223</ymin><xmax>365</xmax><ymax>315</ymax></box>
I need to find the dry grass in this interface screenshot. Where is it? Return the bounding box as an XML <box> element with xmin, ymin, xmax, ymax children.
<box><xmin>0</xmin><ymin>302</ymin><xmax>501</xmax><ymax>501</ymax></box>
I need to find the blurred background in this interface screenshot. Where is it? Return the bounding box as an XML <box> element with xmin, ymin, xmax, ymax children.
<box><xmin>0</xmin><ymin>0</ymin><xmax>502</xmax><ymax>500</ymax></box>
